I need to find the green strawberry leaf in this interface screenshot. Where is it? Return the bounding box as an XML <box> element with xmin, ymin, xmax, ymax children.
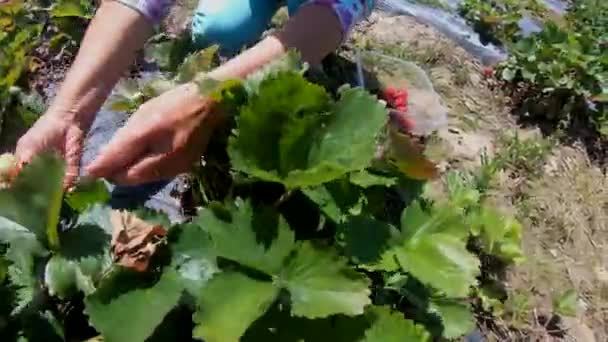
<box><xmin>85</xmin><ymin>270</ymin><xmax>184</xmax><ymax>342</ymax></box>
<box><xmin>468</xmin><ymin>207</ymin><xmax>525</xmax><ymax>264</ymax></box>
<box><xmin>349</xmin><ymin>170</ymin><xmax>397</xmax><ymax>188</ymax></box>
<box><xmin>229</xmin><ymin>72</ymin><xmax>387</xmax><ymax>189</ymax></box>
<box><xmin>44</xmin><ymin>255</ymin><xmax>96</xmax><ymax>299</ymax></box>
<box><xmin>243</xmin><ymin>50</ymin><xmax>304</xmax><ymax>94</ymax></box>
<box><xmin>229</xmin><ymin>71</ymin><xmax>330</xmax><ymax>185</ymax></box>
<box><xmin>280</xmin><ymin>242</ymin><xmax>371</xmax><ymax>318</ymax></box>
<box><xmin>8</xmin><ymin>263</ymin><xmax>35</xmax><ymax>314</ymax></box>
<box><xmin>243</xmin><ymin>304</ymin><xmax>371</xmax><ymax>341</ymax></box>
<box><xmin>50</xmin><ymin>0</ymin><xmax>93</xmax><ymax>19</ymax></box>
<box><xmin>400</xmin><ymin>277</ymin><xmax>476</xmax><ymax>338</ymax></box>
<box><xmin>0</xmin><ymin>217</ymin><xmax>40</xmax><ymax>248</ymax></box>
<box><xmin>400</xmin><ymin>201</ymin><xmax>469</xmax><ymax>242</ymax></box>
<box><xmin>338</xmin><ymin>215</ymin><xmax>399</xmax><ymax>264</ymax></box>
<box><xmin>302</xmin><ymin>178</ymin><xmax>365</xmax><ymax>223</ymax></box>
<box><xmin>388</xmin><ymin>233</ymin><xmax>480</xmax><ymax>298</ymax></box>
<box><xmin>176</xmin><ymin>45</ymin><xmax>219</xmax><ymax>83</ymax></box>
<box><xmin>362</xmin><ymin>306</ymin><xmax>431</xmax><ymax>342</ymax></box>
<box><xmin>553</xmin><ymin>289</ymin><xmax>577</xmax><ymax>317</ymax></box>
<box><xmin>193</xmin><ymin>272</ymin><xmax>278</xmax><ymax>342</ymax></box>
<box><xmin>144</xmin><ymin>34</ymin><xmax>194</xmax><ymax>72</ymax></box>
<box><xmin>169</xmin><ymin>223</ymin><xmax>219</xmax><ymax>299</ymax></box>
<box><xmin>0</xmin><ymin>153</ymin><xmax>64</xmax><ymax>249</ymax></box>
<box><xmin>283</xmin><ymin>87</ymin><xmax>388</xmax><ymax>188</ymax></box>
<box><xmin>444</xmin><ymin>171</ymin><xmax>481</xmax><ymax>209</ymax></box>
<box><xmin>47</xmin><ymin>208</ymin><xmax>113</xmax><ymax>298</ymax></box>
<box><xmin>427</xmin><ymin>298</ymin><xmax>476</xmax><ymax>339</ymax></box>
<box><xmin>195</xmin><ymin>199</ymin><xmax>295</xmax><ymax>275</ymax></box>
<box><xmin>65</xmin><ymin>179</ymin><xmax>110</xmax><ymax>212</ymax></box>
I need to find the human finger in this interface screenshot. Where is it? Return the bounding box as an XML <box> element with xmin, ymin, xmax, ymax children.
<box><xmin>85</xmin><ymin>126</ymin><xmax>150</xmax><ymax>178</ymax></box>
<box><xmin>63</xmin><ymin>129</ymin><xmax>85</xmax><ymax>189</ymax></box>
<box><xmin>109</xmin><ymin>151</ymin><xmax>190</xmax><ymax>186</ymax></box>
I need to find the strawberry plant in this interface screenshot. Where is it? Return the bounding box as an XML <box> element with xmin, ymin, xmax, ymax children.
<box><xmin>498</xmin><ymin>0</ymin><xmax>608</xmax><ymax>136</ymax></box>
<box><xmin>458</xmin><ymin>0</ymin><xmax>549</xmax><ymax>45</ymax></box>
<box><xmin>0</xmin><ymin>52</ymin><xmax>524</xmax><ymax>341</ymax></box>
<box><xmin>0</xmin><ymin>0</ymin><xmax>94</xmax><ymax>141</ymax></box>
<box><xmin>0</xmin><ymin>0</ymin><xmax>43</xmax><ymax>129</ymax></box>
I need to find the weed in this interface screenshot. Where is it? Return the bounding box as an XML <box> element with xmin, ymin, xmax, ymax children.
<box><xmin>493</xmin><ymin>132</ymin><xmax>555</xmax><ymax>176</ymax></box>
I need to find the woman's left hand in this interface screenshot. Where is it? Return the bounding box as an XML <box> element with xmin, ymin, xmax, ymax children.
<box><xmin>86</xmin><ymin>82</ymin><xmax>223</xmax><ymax>186</ymax></box>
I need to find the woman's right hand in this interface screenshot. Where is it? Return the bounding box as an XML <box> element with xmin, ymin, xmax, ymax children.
<box><xmin>15</xmin><ymin>109</ymin><xmax>90</xmax><ymax>188</ymax></box>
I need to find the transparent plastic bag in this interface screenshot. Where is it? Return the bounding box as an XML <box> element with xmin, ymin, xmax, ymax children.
<box><xmin>357</xmin><ymin>51</ymin><xmax>448</xmax><ymax>136</ymax></box>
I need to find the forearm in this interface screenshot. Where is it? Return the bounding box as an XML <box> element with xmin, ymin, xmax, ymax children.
<box><xmin>50</xmin><ymin>1</ymin><xmax>153</xmax><ymax>123</ymax></box>
<box><xmin>207</xmin><ymin>4</ymin><xmax>342</xmax><ymax>81</ymax></box>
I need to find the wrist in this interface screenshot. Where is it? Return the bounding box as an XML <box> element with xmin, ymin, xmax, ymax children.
<box><xmin>47</xmin><ymin>76</ymin><xmax>117</xmax><ymax>125</ymax></box>
<box><xmin>46</xmin><ymin>98</ymin><xmax>96</xmax><ymax>127</ymax></box>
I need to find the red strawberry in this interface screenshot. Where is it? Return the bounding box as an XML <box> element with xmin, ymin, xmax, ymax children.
<box><xmin>381</xmin><ymin>86</ymin><xmax>409</xmax><ymax>112</ymax></box>
<box><xmin>389</xmin><ymin>109</ymin><xmax>415</xmax><ymax>132</ymax></box>
<box><xmin>482</xmin><ymin>67</ymin><xmax>494</xmax><ymax>78</ymax></box>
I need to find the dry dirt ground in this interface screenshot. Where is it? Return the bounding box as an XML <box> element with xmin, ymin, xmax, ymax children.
<box><xmin>355</xmin><ymin>12</ymin><xmax>607</xmax><ymax>341</ymax></box>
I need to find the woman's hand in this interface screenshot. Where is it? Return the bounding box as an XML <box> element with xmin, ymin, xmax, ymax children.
<box><xmin>85</xmin><ymin>82</ymin><xmax>223</xmax><ymax>186</ymax></box>
<box><xmin>15</xmin><ymin>1</ymin><xmax>154</xmax><ymax>188</ymax></box>
<box><xmin>15</xmin><ymin>108</ymin><xmax>91</xmax><ymax>188</ymax></box>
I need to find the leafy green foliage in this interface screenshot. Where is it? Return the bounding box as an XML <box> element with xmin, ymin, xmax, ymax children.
<box><xmin>0</xmin><ymin>0</ymin><xmax>93</xmax><ymax>133</ymax></box>
<box><xmin>191</xmin><ymin>198</ymin><xmax>371</xmax><ymax>340</ymax></box>
<box><xmin>440</xmin><ymin>170</ymin><xmax>525</xmax><ymax>265</ymax></box>
<box><xmin>85</xmin><ymin>270</ymin><xmax>184</xmax><ymax>342</ymax></box>
<box><xmin>229</xmin><ymin>71</ymin><xmax>387</xmax><ymax>189</ymax></box>
<box><xmin>459</xmin><ymin>0</ymin><xmax>548</xmax><ymax>45</ymax></box>
<box><xmin>177</xmin><ymin>45</ymin><xmax>219</xmax><ymax>83</ymax></box>
<box><xmin>44</xmin><ymin>255</ymin><xmax>96</xmax><ymax>299</ymax></box>
<box><xmin>362</xmin><ymin>307</ymin><xmax>430</xmax><ymax>342</ymax></box>
<box><xmin>382</xmin><ymin>232</ymin><xmax>480</xmax><ymax>298</ymax></box>
<box><xmin>196</xmin><ymin>199</ymin><xmax>294</xmax><ymax>275</ymax></box>
<box><xmin>469</xmin><ymin>207</ymin><xmax>525</xmax><ymax>264</ymax></box>
<box><xmin>50</xmin><ymin>0</ymin><xmax>94</xmax><ymax>19</ymax></box>
<box><xmin>302</xmin><ymin>178</ymin><xmax>365</xmax><ymax>223</ymax></box>
<box><xmin>281</xmin><ymin>242</ymin><xmax>371</xmax><ymax>318</ymax></box>
<box><xmin>0</xmin><ymin>0</ymin><xmax>43</xmax><ymax>127</ymax></box>
<box><xmin>349</xmin><ymin>170</ymin><xmax>396</xmax><ymax>188</ymax></box>
<box><xmin>338</xmin><ymin>215</ymin><xmax>398</xmax><ymax>263</ymax></box>
<box><xmin>0</xmin><ymin>153</ymin><xmax>64</xmax><ymax>249</ymax></box>
<box><xmin>426</xmin><ymin>298</ymin><xmax>476</xmax><ymax>338</ymax></box>
<box><xmin>552</xmin><ymin>289</ymin><xmax>578</xmax><ymax>317</ymax></box>
<box><xmin>110</xmin><ymin>43</ymin><xmax>220</xmax><ymax>114</ymax></box>
<box><xmin>169</xmin><ymin>224</ymin><xmax>218</xmax><ymax>299</ymax></box>
<box><xmin>65</xmin><ymin>179</ymin><xmax>111</xmax><ymax>212</ymax></box>
<box><xmin>193</xmin><ymin>272</ymin><xmax>278</xmax><ymax>342</ymax></box>
<box><xmin>0</xmin><ymin>52</ymin><xmax>528</xmax><ymax>341</ymax></box>
<box><xmin>498</xmin><ymin>0</ymin><xmax>608</xmax><ymax>135</ymax></box>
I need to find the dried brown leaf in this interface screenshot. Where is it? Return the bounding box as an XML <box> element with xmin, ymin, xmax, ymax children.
<box><xmin>110</xmin><ymin>210</ymin><xmax>167</xmax><ymax>272</ymax></box>
<box><xmin>388</xmin><ymin>128</ymin><xmax>439</xmax><ymax>181</ymax></box>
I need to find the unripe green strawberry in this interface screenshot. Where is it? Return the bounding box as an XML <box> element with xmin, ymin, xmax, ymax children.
<box><xmin>0</xmin><ymin>153</ymin><xmax>17</xmax><ymax>188</ymax></box>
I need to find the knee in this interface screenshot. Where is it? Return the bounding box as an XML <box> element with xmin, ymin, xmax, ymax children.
<box><xmin>191</xmin><ymin>0</ymin><xmax>277</xmax><ymax>54</ymax></box>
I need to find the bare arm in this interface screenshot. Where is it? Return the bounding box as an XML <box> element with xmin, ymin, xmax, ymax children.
<box><xmin>50</xmin><ymin>1</ymin><xmax>153</xmax><ymax>124</ymax></box>
<box><xmin>83</xmin><ymin>3</ymin><xmax>349</xmax><ymax>183</ymax></box>
<box><xmin>54</xmin><ymin>1</ymin><xmax>344</xmax><ymax>121</ymax></box>
<box><xmin>207</xmin><ymin>4</ymin><xmax>343</xmax><ymax>81</ymax></box>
